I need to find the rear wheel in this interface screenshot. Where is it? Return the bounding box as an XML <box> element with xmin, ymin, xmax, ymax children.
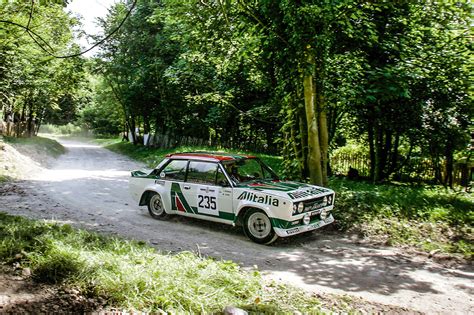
<box><xmin>147</xmin><ymin>193</ymin><xmax>168</xmax><ymax>220</ymax></box>
<box><xmin>243</xmin><ymin>209</ymin><xmax>278</xmax><ymax>245</ymax></box>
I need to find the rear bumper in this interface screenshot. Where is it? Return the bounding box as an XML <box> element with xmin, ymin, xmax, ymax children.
<box><xmin>274</xmin><ymin>214</ymin><xmax>334</xmax><ymax>237</ymax></box>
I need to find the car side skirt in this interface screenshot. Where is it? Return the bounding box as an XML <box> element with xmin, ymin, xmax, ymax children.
<box><xmin>170</xmin><ymin>211</ymin><xmax>235</xmax><ymax>225</ymax></box>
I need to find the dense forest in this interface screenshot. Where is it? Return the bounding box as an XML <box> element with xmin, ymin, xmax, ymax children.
<box><xmin>0</xmin><ymin>0</ymin><xmax>472</xmax><ymax>186</ymax></box>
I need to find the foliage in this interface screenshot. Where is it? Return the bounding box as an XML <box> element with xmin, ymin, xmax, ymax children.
<box><xmin>93</xmin><ymin>0</ymin><xmax>281</xmax><ymax>148</ymax></box>
<box><xmin>0</xmin><ymin>213</ymin><xmax>328</xmax><ymax>312</ymax></box>
<box><xmin>345</xmin><ymin>1</ymin><xmax>472</xmax><ymax>183</ymax></box>
<box><xmin>0</xmin><ymin>1</ymin><xmax>87</xmax><ymax>136</ymax></box>
<box><xmin>86</xmin><ymin>0</ymin><xmax>472</xmax><ymax>187</ymax></box>
<box><xmin>76</xmin><ymin>75</ymin><xmax>124</xmax><ymax>136</ymax></box>
<box><xmin>39</xmin><ymin>123</ymin><xmax>86</xmax><ymax>136</ymax></box>
<box><xmin>331</xmin><ymin>178</ymin><xmax>473</xmax><ymax>258</ymax></box>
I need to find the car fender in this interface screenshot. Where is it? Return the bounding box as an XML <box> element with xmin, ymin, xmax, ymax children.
<box><xmin>139</xmin><ymin>183</ymin><xmax>171</xmax><ymax>213</ymax></box>
<box><xmin>235</xmin><ymin>200</ymin><xmax>274</xmax><ymax>221</ymax></box>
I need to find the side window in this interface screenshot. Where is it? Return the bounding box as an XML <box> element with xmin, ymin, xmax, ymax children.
<box><xmin>216</xmin><ymin>167</ymin><xmax>230</xmax><ymax>187</ymax></box>
<box><xmin>162</xmin><ymin>160</ymin><xmax>188</xmax><ymax>181</ymax></box>
<box><xmin>187</xmin><ymin>161</ymin><xmax>218</xmax><ymax>185</ymax></box>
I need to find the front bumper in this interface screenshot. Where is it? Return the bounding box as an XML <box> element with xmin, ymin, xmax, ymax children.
<box><xmin>274</xmin><ymin>214</ymin><xmax>334</xmax><ymax>237</ymax></box>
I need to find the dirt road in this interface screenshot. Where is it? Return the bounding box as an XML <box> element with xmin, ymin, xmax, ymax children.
<box><xmin>2</xmin><ymin>138</ymin><xmax>473</xmax><ymax>314</ymax></box>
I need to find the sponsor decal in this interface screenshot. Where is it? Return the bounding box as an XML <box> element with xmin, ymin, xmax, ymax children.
<box><xmin>288</xmin><ymin>187</ymin><xmax>329</xmax><ymax>200</ymax></box>
<box><xmin>237</xmin><ymin>191</ymin><xmax>279</xmax><ymax>207</ymax></box>
<box><xmin>197</xmin><ymin>185</ymin><xmax>219</xmax><ymax>216</ymax></box>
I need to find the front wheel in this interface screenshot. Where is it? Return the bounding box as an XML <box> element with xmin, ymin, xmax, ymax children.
<box><xmin>243</xmin><ymin>209</ymin><xmax>278</xmax><ymax>245</ymax></box>
<box><xmin>147</xmin><ymin>193</ymin><xmax>169</xmax><ymax>220</ymax></box>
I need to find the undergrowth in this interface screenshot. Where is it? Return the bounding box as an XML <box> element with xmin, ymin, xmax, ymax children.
<box><xmin>103</xmin><ymin>139</ymin><xmax>283</xmax><ymax>174</ymax></box>
<box><xmin>0</xmin><ymin>213</ymin><xmax>326</xmax><ymax>313</ymax></box>
<box><xmin>331</xmin><ymin>178</ymin><xmax>473</xmax><ymax>258</ymax></box>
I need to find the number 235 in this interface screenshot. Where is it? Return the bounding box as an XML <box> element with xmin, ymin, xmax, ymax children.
<box><xmin>198</xmin><ymin>195</ymin><xmax>216</xmax><ymax>210</ymax></box>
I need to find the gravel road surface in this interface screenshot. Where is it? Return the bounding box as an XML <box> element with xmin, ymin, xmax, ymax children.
<box><xmin>1</xmin><ymin>138</ymin><xmax>473</xmax><ymax>314</ymax></box>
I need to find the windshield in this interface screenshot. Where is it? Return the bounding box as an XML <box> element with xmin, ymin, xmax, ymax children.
<box><xmin>222</xmin><ymin>158</ymin><xmax>278</xmax><ymax>185</ymax></box>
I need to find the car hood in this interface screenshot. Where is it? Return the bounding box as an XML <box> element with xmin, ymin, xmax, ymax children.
<box><xmin>237</xmin><ymin>180</ymin><xmax>332</xmax><ymax>200</ymax></box>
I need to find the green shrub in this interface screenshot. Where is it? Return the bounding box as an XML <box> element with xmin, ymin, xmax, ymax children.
<box><xmin>330</xmin><ymin>178</ymin><xmax>473</xmax><ymax>258</ymax></box>
<box><xmin>39</xmin><ymin>123</ymin><xmax>87</xmax><ymax>136</ymax></box>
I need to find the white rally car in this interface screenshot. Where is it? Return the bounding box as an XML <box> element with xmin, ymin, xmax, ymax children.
<box><xmin>129</xmin><ymin>152</ymin><xmax>335</xmax><ymax>244</ymax></box>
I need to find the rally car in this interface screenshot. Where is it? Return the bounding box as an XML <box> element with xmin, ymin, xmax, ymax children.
<box><xmin>129</xmin><ymin>152</ymin><xmax>335</xmax><ymax>244</ymax></box>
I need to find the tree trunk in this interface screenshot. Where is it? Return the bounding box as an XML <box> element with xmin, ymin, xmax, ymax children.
<box><xmin>388</xmin><ymin>132</ymin><xmax>400</xmax><ymax>175</ymax></box>
<box><xmin>298</xmin><ymin>113</ymin><xmax>308</xmax><ymax>179</ymax></box>
<box><xmin>374</xmin><ymin>124</ymin><xmax>384</xmax><ymax>182</ymax></box>
<box><xmin>303</xmin><ymin>69</ymin><xmax>323</xmax><ymax>186</ymax></box>
<box><xmin>317</xmin><ymin>94</ymin><xmax>329</xmax><ymax>186</ymax></box>
<box><xmin>27</xmin><ymin>110</ymin><xmax>34</xmax><ymax>137</ymax></box>
<box><xmin>368</xmin><ymin>120</ymin><xmax>376</xmax><ymax>181</ymax></box>
<box><xmin>444</xmin><ymin>141</ymin><xmax>454</xmax><ymax>188</ymax></box>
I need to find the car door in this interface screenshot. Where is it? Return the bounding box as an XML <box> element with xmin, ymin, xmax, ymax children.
<box><xmin>181</xmin><ymin>161</ymin><xmax>234</xmax><ymax>221</ymax></box>
<box><xmin>159</xmin><ymin>159</ymin><xmax>189</xmax><ymax>212</ymax></box>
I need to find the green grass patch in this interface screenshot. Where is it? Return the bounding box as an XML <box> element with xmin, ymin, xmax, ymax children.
<box><xmin>0</xmin><ymin>213</ymin><xmax>328</xmax><ymax>313</ymax></box>
<box><xmin>4</xmin><ymin>136</ymin><xmax>66</xmax><ymax>158</ymax></box>
<box><xmin>102</xmin><ymin>140</ymin><xmax>283</xmax><ymax>173</ymax></box>
<box><xmin>0</xmin><ymin>174</ymin><xmax>11</xmax><ymax>182</ymax></box>
<box><xmin>331</xmin><ymin>178</ymin><xmax>473</xmax><ymax>258</ymax></box>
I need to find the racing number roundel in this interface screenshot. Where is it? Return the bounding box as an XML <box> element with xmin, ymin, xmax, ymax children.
<box><xmin>197</xmin><ymin>186</ymin><xmax>219</xmax><ymax>216</ymax></box>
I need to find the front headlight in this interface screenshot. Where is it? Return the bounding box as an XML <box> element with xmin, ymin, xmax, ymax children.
<box><xmin>327</xmin><ymin>194</ymin><xmax>333</xmax><ymax>205</ymax></box>
<box><xmin>297</xmin><ymin>202</ymin><xmax>304</xmax><ymax>213</ymax></box>
<box><xmin>322</xmin><ymin>196</ymin><xmax>328</xmax><ymax>206</ymax></box>
<box><xmin>292</xmin><ymin>203</ymin><xmax>298</xmax><ymax>215</ymax></box>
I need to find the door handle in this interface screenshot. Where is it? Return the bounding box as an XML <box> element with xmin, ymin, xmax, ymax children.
<box><xmin>183</xmin><ymin>185</ymin><xmax>191</xmax><ymax>190</ymax></box>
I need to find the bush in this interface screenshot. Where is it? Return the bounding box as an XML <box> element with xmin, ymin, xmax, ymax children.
<box><xmin>39</xmin><ymin>123</ymin><xmax>88</xmax><ymax>136</ymax></box>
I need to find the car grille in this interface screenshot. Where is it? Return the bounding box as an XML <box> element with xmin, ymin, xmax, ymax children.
<box><xmin>292</xmin><ymin>193</ymin><xmax>334</xmax><ymax>217</ymax></box>
<box><xmin>302</xmin><ymin>193</ymin><xmax>334</xmax><ymax>212</ymax></box>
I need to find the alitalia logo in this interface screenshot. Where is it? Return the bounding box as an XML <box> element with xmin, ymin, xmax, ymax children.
<box><xmin>238</xmin><ymin>191</ymin><xmax>279</xmax><ymax>207</ymax></box>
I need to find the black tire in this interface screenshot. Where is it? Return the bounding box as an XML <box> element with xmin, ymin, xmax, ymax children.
<box><xmin>243</xmin><ymin>209</ymin><xmax>278</xmax><ymax>245</ymax></box>
<box><xmin>147</xmin><ymin>193</ymin><xmax>168</xmax><ymax>220</ymax></box>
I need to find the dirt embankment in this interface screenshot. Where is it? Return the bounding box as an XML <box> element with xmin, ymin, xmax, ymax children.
<box><xmin>1</xmin><ymin>137</ymin><xmax>473</xmax><ymax>314</ymax></box>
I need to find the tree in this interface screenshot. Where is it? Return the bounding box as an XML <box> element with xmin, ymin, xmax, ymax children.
<box><xmin>0</xmin><ymin>1</ymin><xmax>85</xmax><ymax>136</ymax></box>
<box><xmin>348</xmin><ymin>1</ymin><xmax>471</xmax><ymax>183</ymax></box>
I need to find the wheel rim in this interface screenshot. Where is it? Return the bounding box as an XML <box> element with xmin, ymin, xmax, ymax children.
<box><xmin>247</xmin><ymin>212</ymin><xmax>272</xmax><ymax>239</ymax></box>
<box><xmin>149</xmin><ymin>194</ymin><xmax>164</xmax><ymax>216</ymax></box>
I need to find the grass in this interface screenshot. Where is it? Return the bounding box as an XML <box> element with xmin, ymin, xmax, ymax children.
<box><xmin>0</xmin><ymin>213</ymin><xmax>330</xmax><ymax>313</ymax></box>
<box><xmin>4</xmin><ymin>135</ymin><xmax>66</xmax><ymax>158</ymax></box>
<box><xmin>101</xmin><ymin>138</ymin><xmax>283</xmax><ymax>173</ymax></box>
<box><xmin>331</xmin><ymin>178</ymin><xmax>473</xmax><ymax>258</ymax></box>
<box><xmin>98</xmin><ymin>139</ymin><xmax>473</xmax><ymax>259</ymax></box>
<box><xmin>0</xmin><ymin>175</ymin><xmax>11</xmax><ymax>182</ymax></box>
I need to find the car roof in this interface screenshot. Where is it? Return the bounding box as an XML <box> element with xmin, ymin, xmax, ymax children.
<box><xmin>165</xmin><ymin>152</ymin><xmax>256</xmax><ymax>162</ymax></box>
